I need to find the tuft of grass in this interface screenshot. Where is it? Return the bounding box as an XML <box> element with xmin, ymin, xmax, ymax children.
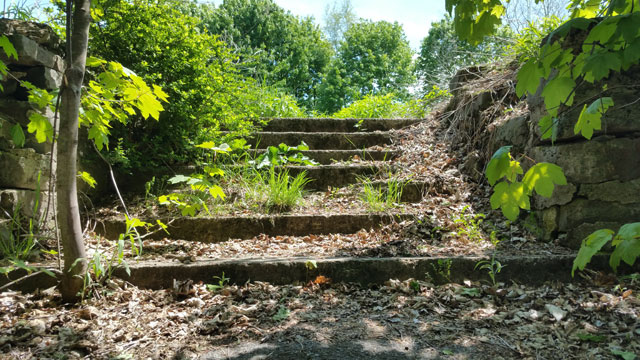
<box><xmin>359</xmin><ymin>177</ymin><xmax>404</xmax><ymax>212</ymax></box>
<box><xmin>259</xmin><ymin>167</ymin><xmax>310</xmax><ymax>213</ymax></box>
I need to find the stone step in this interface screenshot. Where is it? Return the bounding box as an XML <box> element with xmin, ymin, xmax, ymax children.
<box><xmin>263</xmin><ymin>118</ymin><xmax>423</xmax><ymax>133</ymax></box>
<box><xmin>234</xmin><ymin>131</ymin><xmax>393</xmax><ymax>150</ymax></box>
<box><xmin>246</xmin><ymin>149</ymin><xmax>399</xmax><ymax>164</ymax></box>
<box><xmin>286</xmin><ymin>164</ymin><xmax>388</xmax><ymax>190</ymax></box>
<box><xmin>2</xmin><ymin>254</ymin><xmax>621</xmax><ymax>293</ymax></box>
<box><xmin>111</xmin><ymin>254</ymin><xmax>616</xmax><ymax>290</ymax></box>
<box><xmin>98</xmin><ymin>213</ymin><xmax>414</xmax><ymax>243</ymax></box>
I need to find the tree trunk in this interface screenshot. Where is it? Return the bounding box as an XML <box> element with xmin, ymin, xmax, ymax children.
<box><xmin>57</xmin><ymin>0</ymin><xmax>91</xmax><ymax>303</ymax></box>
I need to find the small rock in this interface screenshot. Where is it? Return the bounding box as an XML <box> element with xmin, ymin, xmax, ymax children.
<box><xmin>545</xmin><ymin>304</ymin><xmax>566</xmax><ymax>321</ymax></box>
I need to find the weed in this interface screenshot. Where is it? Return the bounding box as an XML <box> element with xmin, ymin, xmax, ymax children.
<box><xmin>272</xmin><ymin>305</ymin><xmax>290</xmax><ymax>321</ymax></box>
<box><xmin>427</xmin><ymin>259</ymin><xmax>452</xmax><ymax>284</ymax></box>
<box><xmin>207</xmin><ymin>272</ymin><xmax>230</xmax><ymax>292</ymax></box>
<box><xmin>260</xmin><ymin>167</ymin><xmax>310</xmax><ymax>213</ymax></box>
<box><xmin>453</xmin><ymin>205</ymin><xmax>501</xmax><ymax>245</ymax></box>
<box><xmin>250</xmin><ymin>142</ymin><xmax>318</xmax><ymax>169</ymax></box>
<box><xmin>359</xmin><ymin>177</ymin><xmax>405</xmax><ymax>212</ymax></box>
<box><xmin>475</xmin><ymin>255</ymin><xmax>506</xmax><ymax>287</ymax></box>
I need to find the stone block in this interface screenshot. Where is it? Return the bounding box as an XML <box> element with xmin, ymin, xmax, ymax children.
<box><xmin>0</xmin><ymin>34</ymin><xmax>64</xmax><ymax>72</ymax></box>
<box><xmin>0</xmin><ymin>19</ymin><xmax>62</xmax><ymax>53</ymax></box>
<box><xmin>490</xmin><ymin>115</ymin><xmax>530</xmax><ymax>152</ymax></box>
<box><xmin>25</xmin><ymin>66</ymin><xmax>62</xmax><ymax>90</ymax></box>
<box><xmin>557</xmin><ymin>198</ymin><xmax>640</xmax><ymax>232</ymax></box>
<box><xmin>0</xmin><ymin>148</ymin><xmax>50</xmax><ymax>190</ymax></box>
<box><xmin>0</xmin><ymin>188</ymin><xmax>47</xmax><ymax>219</ymax></box>
<box><xmin>578</xmin><ymin>178</ymin><xmax>640</xmax><ymax>205</ymax></box>
<box><xmin>530</xmin><ymin>137</ymin><xmax>640</xmax><ymax>184</ymax></box>
<box><xmin>565</xmin><ymin>221</ymin><xmax>626</xmax><ymax>250</ymax></box>
<box><xmin>532</xmin><ymin>183</ymin><xmax>576</xmax><ymax>210</ymax></box>
<box><xmin>536</xmin><ymin>206</ymin><xmax>559</xmax><ymax>242</ymax></box>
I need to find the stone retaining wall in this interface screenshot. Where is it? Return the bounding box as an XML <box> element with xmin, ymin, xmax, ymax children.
<box><xmin>448</xmin><ymin>62</ymin><xmax>640</xmax><ymax>249</ymax></box>
<box><xmin>0</xmin><ymin>20</ymin><xmax>62</xmax><ymax>232</ymax></box>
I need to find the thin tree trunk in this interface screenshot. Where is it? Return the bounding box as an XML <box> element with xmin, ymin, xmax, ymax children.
<box><xmin>57</xmin><ymin>0</ymin><xmax>91</xmax><ymax>303</ymax></box>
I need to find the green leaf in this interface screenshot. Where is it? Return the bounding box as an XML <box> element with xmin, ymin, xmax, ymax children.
<box><xmin>522</xmin><ymin>163</ymin><xmax>567</xmax><ymax>197</ymax></box>
<box><xmin>77</xmin><ymin>171</ymin><xmax>97</xmax><ymax>188</ymax></box>
<box><xmin>485</xmin><ymin>146</ymin><xmax>512</xmax><ymax>186</ymax></box>
<box><xmin>305</xmin><ymin>260</ymin><xmax>317</xmax><ymax>270</ymax></box>
<box><xmin>27</xmin><ymin>112</ymin><xmax>53</xmax><ymax>143</ymax></box>
<box><xmin>10</xmin><ymin>124</ymin><xmax>25</xmax><ymax>148</ymax></box>
<box><xmin>208</xmin><ymin>185</ymin><xmax>226</xmax><ymax>199</ymax></box>
<box><xmin>610</xmin><ymin>223</ymin><xmax>640</xmax><ymax>272</ymax></box>
<box><xmin>541</xmin><ymin>75</ymin><xmax>576</xmax><ymax>112</ymax></box>
<box><xmin>272</xmin><ymin>305</ymin><xmax>290</xmax><ymax>321</ymax></box>
<box><xmin>516</xmin><ymin>59</ymin><xmax>543</xmax><ymax>97</ymax></box>
<box><xmin>610</xmin><ymin>348</ymin><xmax>637</xmax><ymax>360</ymax></box>
<box><xmin>576</xmin><ymin>333</ymin><xmax>605</xmax><ymax>342</ymax></box>
<box><xmin>572</xmin><ymin>229</ymin><xmax>615</xmax><ymax>276</ymax></box>
<box><xmin>574</xmin><ymin>97</ymin><xmax>614</xmax><ymax>139</ymax></box>
<box><xmin>583</xmin><ymin>51</ymin><xmax>622</xmax><ymax>83</ymax></box>
<box><xmin>86</xmin><ymin>56</ymin><xmax>107</xmax><ymax>67</ymax></box>
<box><xmin>168</xmin><ymin>174</ymin><xmax>191</xmax><ymax>184</ymax></box>
<box><xmin>0</xmin><ymin>35</ymin><xmax>18</xmax><ymax>60</ymax></box>
<box><xmin>489</xmin><ymin>181</ymin><xmax>530</xmax><ymax>221</ymax></box>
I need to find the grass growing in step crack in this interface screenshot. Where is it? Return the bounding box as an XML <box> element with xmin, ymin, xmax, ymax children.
<box><xmin>254</xmin><ymin>167</ymin><xmax>310</xmax><ymax>213</ymax></box>
<box><xmin>359</xmin><ymin>177</ymin><xmax>404</xmax><ymax>212</ymax></box>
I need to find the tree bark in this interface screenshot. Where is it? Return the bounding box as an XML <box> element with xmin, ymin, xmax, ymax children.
<box><xmin>57</xmin><ymin>0</ymin><xmax>91</xmax><ymax>303</ymax></box>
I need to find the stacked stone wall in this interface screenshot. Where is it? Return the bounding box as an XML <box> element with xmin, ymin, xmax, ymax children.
<box><xmin>0</xmin><ymin>20</ymin><xmax>62</xmax><ymax>233</ymax></box>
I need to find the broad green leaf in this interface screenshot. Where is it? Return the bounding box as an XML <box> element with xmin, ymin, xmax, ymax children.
<box><xmin>583</xmin><ymin>20</ymin><xmax>617</xmax><ymax>46</ymax></box>
<box><xmin>86</xmin><ymin>56</ymin><xmax>107</xmax><ymax>67</ymax></box>
<box><xmin>516</xmin><ymin>59</ymin><xmax>543</xmax><ymax>97</ymax></box>
<box><xmin>27</xmin><ymin>112</ymin><xmax>53</xmax><ymax>143</ymax></box>
<box><xmin>485</xmin><ymin>146</ymin><xmax>512</xmax><ymax>186</ymax></box>
<box><xmin>506</xmin><ymin>160</ymin><xmax>523</xmax><ymax>182</ymax></box>
<box><xmin>489</xmin><ymin>181</ymin><xmax>530</xmax><ymax>221</ymax></box>
<box><xmin>208</xmin><ymin>185</ymin><xmax>225</xmax><ymax>199</ymax></box>
<box><xmin>583</xmin><ymin>51</ymin><xmax>622</xmax><ymax>82</ymax></box>
<box><xmin>522</xmin><ymin>163</ymin><xmax>567</xmax><ymax>197</ymax></box>
<box><xmin>572</xmin><ymin>229</ymin><xmax>614</xmax><ymax>276</ymax></box>
<box><xmin>153</xmin><ymin>84</ymin><xmax>169</xmax><ymax>102</ymax></box>
<box><xmin>610</xmin><ymin>223</ymin><xmax>640</xmax><ymax>272</ymax></box>
<box><xmin>0</xmin><ymin>35</ymin><xmax>17</xmax><ymax>60</ymax></box>
<box><xmin>541</xmin><ymin>75</ymin><xmax>576</xmax><ymax>112</ymax></box>
<box><xmin>196</xmin><ymin>142</ymin><xmax>230</xmax><ymax>153</ymax></box>
<box><xmin>574</xmin><ymin>97</ymin><xmax>614</xmax><ymax>140</ymax></box>
<box><xmin>10</xmin><ymin>124</ymin><xmax>25</xmax><ymax>148</ymax></box>
<box><xmin>77</xmin><ymin>171</ymin><xmax>97</xmax><ymax>188</ymax></box>
<box><xmin>616</xmin><ymin>13</ymin><xmax>640</xmax><ymax>43</ymax></box>
<box><xmin>168</xmin><ymin>174</ymin><xmax>191</xmax><ymax>184</ymax></box>
<box><xmin>623</xmin><ymin>39</ymin><xmax>640</xmax><ymax>70</ymax></box>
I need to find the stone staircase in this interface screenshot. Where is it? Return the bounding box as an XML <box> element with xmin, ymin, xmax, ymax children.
<box><xmin>101</xmin><ymin>117</ymin><xmax>426</xmax><ymax>242</ymax></box>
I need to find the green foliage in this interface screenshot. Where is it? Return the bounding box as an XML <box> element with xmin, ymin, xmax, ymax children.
<box><xmin>475</xmin><ymin>255</ymin><xmax>505</xmax><ymax>286</ymax></box>
<box><xmin>250</xmin><ymin>142</ymin><xmax>318</xmax><ymax>169</ymax></box>
<box><xmin>453</xmin><ymin>205</ymin><xmax>499</xmax><ymax>244</ymax></box>
<box><xmin>77</xmin><ymin>171</ymin><xmax>97</xmax><ymax>189</ymax></box>
<box><xmin>260</xmin><ymin>167</ymin><xmax>310</xmax><ymax>213</ymax></box>
<box><xmin>317</xmin><ymin>20</ymin><xmax>415</xmax><ymax>113</ymax></box>
<box><xmin>80</xmin><ymin>216</ymin><xmax>166</xmax><ymax>299</ymax></box>
<box><xmin>507</xmin><ymin>15</ymin><xmax>565</xmax><ymax>63</ymax></box>
<box><xmin>332</xmin><ymin>93</ymin><xmax>426</xmax><ymax>119</ymax></box>
<box><xmin>415</xmin><ymin>15</ymin><xmax>510</xmax><ymax>91</ymax></box>
<box><xmin>91</xmin><ymin>0</ymin><xmax>259</xmax><ymax>168</ymax></box>
<box><xmin>206</xmin><ymin>272</ymin><xmax>230</xmax><ymax>292</ymax></box>
<box><xmin>272</xmin><ymin>305</ymin><xmax>290</xmax><ymax>321</ymax></box>
<box><xmin>196</xmin><ymin>0</ymin><xmax>333</xmax><ymax>108</ymax></box>
<box><xmin>486</xmin><ymin>146</ymin><xmax>566</xmax><ymax>221</ymax></box>
<box><xmin>573</xmin><ymin>223</ymin><xmax>640</xmax><ymax>276</ymax></box>
<box><xmin>359</xmin><ymin>177</ymin><xmax>405</xmax><ymax>213</ymax></box>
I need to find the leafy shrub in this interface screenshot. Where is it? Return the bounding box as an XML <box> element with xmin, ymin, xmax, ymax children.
<box><xmin>250</xmin><ymin>142</ymin><xmax>318</xmax><ymax>169</ymax></box>
<box><xmin>332</xmin><ymin>93</ymin><xmax>426</xmax><ymax>119</ymax></box>
<box><xmin>506</xmin><ymin>15</ymin><xmax>565</xmax><ymax>63</ymax></box>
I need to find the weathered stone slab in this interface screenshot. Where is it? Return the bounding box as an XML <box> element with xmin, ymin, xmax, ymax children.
<box><xmin>286</xmin><ymin>164</ymin><xmax>390</xmax><ymax>190</ymax></box>
<box><xmin>0</xmin><ymin>188</ymin><xmax>48</xmax><ymax>219</ymax></box>
<box><xmin>240</xmin><ymin>131</ymin><xmax>393</xmax><ymax>150</ymax></box>
<box><xmin>490</xmin><ymin>115</ymin><xmax>530</xmax><ymax>152</ymax></box>
<box><xmin>109</xmin><ymin>254</ymin><xmax>620</xmax><ymax>291</ymax></box>
<box><xmin>246</xmin><ymin>149</ymin><xmax>400</xmax><ymax>164</ymax></box>
<box><xmin>25</xmin><ymin>66</ymin><xmax>62</xmax><ymax>90</ymax></box>
<box><xmin>557</xmin><ymin>199</ymin><xmax>640</xmax><ymax>232</ymax></box>
<box><xmin>0</xmin><ymin>19</ymin><xmax>62</xmax><ymax>52</ymax></box>
<box><xmin>530</xmin><ymin>137</ymin><xmax>640</xmax><ymax>184</ymax></box>
<box><xmin>578</xmin><ymin>178</ymin><xmax>640</xmax><ymax>205</ymax></box>
<box><xmin>98</xmin><ymin>213</ymin><xmax>414</xmax><ymax>242</ymax></box>
<box><xmin>0</xmin><ymin>34</ymin><xmax>64</xmax><ymax>72</ymax></box>
<box><xmin>0</xmin><ymin>148</ymin><xmax>50</xmax><ymax>190</ymax></box>
<box><xmin>263</xmin><ymin>118</ymin><xmax>423</xmax><ymax>133</ymax></box>
<box><xmin>532</xmin><ymin>183</ymin><xmax>576</xmax><ymax>210</ymax></box>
